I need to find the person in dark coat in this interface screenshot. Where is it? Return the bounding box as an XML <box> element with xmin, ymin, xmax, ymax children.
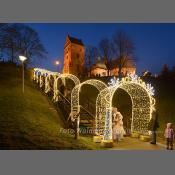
<box><xmin>148</xmin><ymin>109</ymin><xmax>159</xmax><ymax>144</ymax></box>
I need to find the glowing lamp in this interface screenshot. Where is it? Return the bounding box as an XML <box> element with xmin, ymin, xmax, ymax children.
<box><xmin>19</xmin><ymin>56</ymin><xmax>27</xmax><ymax>62</ymax></box>
<box><xmin>55</xmin><ymin>60</ymin><xmax>60</xmax><ymax>65</ymax></box>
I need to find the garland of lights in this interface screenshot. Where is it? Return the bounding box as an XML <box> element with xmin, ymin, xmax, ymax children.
<box><xmin>33</xmin><ymin>68</ymin><xmax>156</xmax><ymax>142</ymax></box>
<box><xmin>39</xmin><ymin>74</ymin><xmax>44</xmax><ymax>88</ymax></box>
<box><xmin>96</xmin><ymin>87</ymin><xmax>111</xmax><ymax>136</ymax></box>
<box><xmin>96</xmin><ymin>74</ymin><xmax>156</xmax><ymax>141</ymax></box>
<box><xmin>45</xmin><ymin>74</ymin><xmax>52</xmax><ymax>93</ymax></box>
<box><xmin>53</xmin><ymin>74</ymin><xmax>80</xmax><ymax>102</ymax></box>
<box><xmin>33</xmin><ymin>69</ymin><xmax>80</xmax><ymax>101</ymax></box>
<box><xmin>71</xmin><ymin>79</ymin><xmax>107</xmax><ymax>123</ymax></box>
<box><xmin>33</xmin><ymin>68</ymin><xmax>60</xmax><ymax>94</ymax></box>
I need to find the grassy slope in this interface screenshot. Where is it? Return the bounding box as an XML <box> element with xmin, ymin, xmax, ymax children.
<box><xmin>0</xmin><ymin>63</ymin><xmax>101</xmax><ymax>150</ymax></box>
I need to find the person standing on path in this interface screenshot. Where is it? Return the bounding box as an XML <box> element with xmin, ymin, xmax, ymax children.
<box><xmin>164</xmin><ymin>123</ymin><xmax>174</xmax><ymax>150</ymax></box>
<box><xmin>112</xmin><ymin>107</ymin><xmax>126</xmax><ymax>142</ymax></box>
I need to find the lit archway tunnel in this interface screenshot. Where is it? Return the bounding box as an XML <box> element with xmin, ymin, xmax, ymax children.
<box><xmin>112</xmin><ymin>88</ymin><xmax>132</xmax><ymax>135</ymax></box>
<box><xmin>53</xmin><ymin>74</ymin><xmax>80</xmax><ymax>102</ymax></box>
<box><xmin>71</xmin><ymin>79</ymin><xmax>107</xmax><ymax>134</ymax></box>
<box><xmin>96</xmin><ymin>76</ymin><xmax>155</xmax><ymax>141</ymax></box>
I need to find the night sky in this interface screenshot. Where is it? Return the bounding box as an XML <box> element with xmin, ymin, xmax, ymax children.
<box><xmin>29</xmin><ymin>23</ymin><xmax>175</xmax><ymax>75</ymax></box>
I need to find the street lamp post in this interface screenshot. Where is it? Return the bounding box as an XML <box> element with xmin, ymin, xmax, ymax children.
<box><xmin>19</xmin><ymin>56</ymin><xmax>27</xmax><ymax>93</ymax></box>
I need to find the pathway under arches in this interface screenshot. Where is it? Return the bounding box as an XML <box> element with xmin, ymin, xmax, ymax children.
<box><xmin>96</xmin><ymin>75</ymin><xmax>155</xmax><ymax>141</ymax></box>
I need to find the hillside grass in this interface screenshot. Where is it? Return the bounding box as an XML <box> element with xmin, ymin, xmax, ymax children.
<box><xmin>0</xmin><ymin>63</ymin><xmax>101</xmax><ymax>150</ymax></box>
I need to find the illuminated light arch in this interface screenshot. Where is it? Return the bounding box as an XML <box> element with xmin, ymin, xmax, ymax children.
<box><xmin>33</xmin><ymin>68</ymin><xmax>48</xmax><ymax>84</ymax></box>
<box><xmin>96</xmin><ymin>75</ymin><xmax>155</xmax><ymax>141</ymax></box>
<box><xmin>33</xmin><ymin>68</ymin><xmax>155</xmax><ymax>142</ymax></box>
<box><xmin>44</xmin><ymin>72</ymin><xmax>59</xmax><ymax>94</ymax></box>
<box><xmin>39</xmin><ymin>75</ymin><xmax>44</xmax><ymax>88</ymax></box>
<box><xmin>71</xmin><ymin>79</ymin><xmax>107</xmax><ymax>123</ymax></box>
<box><xmin>44</xmin><ymin>73</ymin><xmax>53</xmax><ymax>93</ymax></box>
<box><xmin>33</xmin><ymin>68</ymin><xmax>59</xmax><ymax>93</ymax></box>
<box><xmin>33</xmin><ymin>69</ymin><xmax>78</xmax><ymax>98</ymax></box>
<box><xmin>96</xmin><ymin>87</ymin><xmax>111</xmax><ymax>136</ymax></box>
<box><xmin>33</xmin><ymin>68</ymin><xmax>42</xmax><ymax>83</ymax></box>
<box><xmin>38</xmin><ymin>70</ymin><xmax>45</xmax><ymax>87</ymax></box>
<box><xmin>53</xmin><ymin>74</ymin><xmax>80</xmax><ymax>102</ymax></box>
<box><xmin>33</xmin><ymin>68</ymin><xmax>37</xmax><ymax>81</ymax></box>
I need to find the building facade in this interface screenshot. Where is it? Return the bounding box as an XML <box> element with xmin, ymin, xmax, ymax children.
<box><xmin>63</xmin><ymin>35</ymin><xmax>85</xmax><ymax>76</ymax></box>
<box><xmin>90</xmin><ymin>59</ymin><xmax>136</xmax><ymax>77</ymax></box>
<box><xmin>110</xmin><ymin>59</ymin><xmax>136</xmax><ymax>76</ymax></box>
<box><xmin>63</xmin><ymin>35</ymin><xmax>136</xmax><ymax>77</ymax></box>
<box><xmin>90</xmin><ymin>59</ymin><xmax>108</xmax><ymax>77</ymax></box>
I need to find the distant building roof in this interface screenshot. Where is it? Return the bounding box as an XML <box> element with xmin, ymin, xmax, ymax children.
<box><xmin>91</xmin><ymin>57</ymin><xmax>135</xmax><ymax>71</ymax></box>
<box><xmin>91</xmin><ymin>58</ymin><xmax>107</xmax><ymax>70</ymax></box>
<box><xmin>67</xmin><ymin>35</ymin><xmax>84</xmax><ymax>46</ymax></box>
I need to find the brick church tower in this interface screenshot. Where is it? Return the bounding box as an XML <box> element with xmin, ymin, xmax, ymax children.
<box><xmin>63</xmin><ymin>35</ymin><xmax>85</xmax><ymax>76</ymax></box>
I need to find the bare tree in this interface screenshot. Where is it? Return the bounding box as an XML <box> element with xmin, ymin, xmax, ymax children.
<box><xmin>112</xmin><ymin>30</ymin><xmax>135</xmax><ymax>77</ymax></box>
<box><xmin>0</xmin><ymin>23</ymin><xmax>47</xmax><ymax>64</ymax></box>
<box><xmin>12</xmin><ymin>24</ymin><xmax>48</xmax><ymax>64</ymax></box>
<box><xmin>171</xmin><ymin>65</ymin><xmax>175</xmax><ymax>80</ymax></box>
<box><xmin>0</xmin><ymin>24</ymin><xmax>18</xmax><ymax>62</ymax></box>
<box><xmin>85</xmin><ymin>45</ymin><xmax>99</xmax><ymax>76</ymax></box>
<box><xmin>98</xmin><ymin>38</ymin><xmax>112</xmax><ymax>76</ymax></box>
<box><xmin>0</xmin><ymin>24</ymin><xmax>9</xmax><ymax>30</ymax></box>
<box><xmin>160</xmin><ymin>64</ymin><xmax>170</xmax><ymax>79</ymax></box>
<box><xmin>0</xmin><ymin>25</ymin><xmax>19</xmax><ymax>62</ymax></box>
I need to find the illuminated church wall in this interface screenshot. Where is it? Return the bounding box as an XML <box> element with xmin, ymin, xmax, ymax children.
<box><xmin>63</xmin><ymin>35</ymin><xmax>136</xmax><ymax>77</ymax></box>
<box><xmin>90</xmin><ymin>67</ymin><xmax>136</xmax><ymax>77</ymax></box>
<box><xmin>63</xmin><ymin>35</ymin><xmax>85</xmax><ymax>76</ymax></box>
<box><xmin>91</xmin><ymin>67</ymin><xmax>107</xmax><ymax>77</ymax></box>
<box><xmin>110</xmin><ymin>67</ymin><xmax>136</xmax><ymax>76</ymax></box>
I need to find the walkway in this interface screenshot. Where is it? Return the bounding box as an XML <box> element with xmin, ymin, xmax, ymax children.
<box><xmin>110</xmin><ymin>137</ymin><xmax>166</xmax><ymax>150</ymax></box>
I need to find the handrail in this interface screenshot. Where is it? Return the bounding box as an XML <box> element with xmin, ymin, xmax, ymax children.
<box><xmin>80</xmin><ymin>105</ymin><xmax>94</xmax><ymax>119</ymax></box>
<box><xmin>51</xmin><ymin>84</ymin><xmax>95</xmax><ymax>114</ymax></box>
<box><xmin>57</xmin><ymin>90</ymin><xmax>94</xmax><ymax>120</ymax></box>
<box><xmin>57</xmin><ymin>89</ymin><xmax>71</xmax><ymax>105</ymax></box>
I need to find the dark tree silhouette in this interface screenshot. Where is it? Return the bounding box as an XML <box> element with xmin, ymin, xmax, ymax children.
<box><xmin>160</xmin><ymin>64</ymin><xmax>170</xmax><ymax>79</ymax></box>
<box><xmin>15</xmin><ymin>24</ymin><xmax>47</xmax><ymax>64</ymax></box>
<box><xmin>0</xmin><ymin>24</ymin><xmax>11</xmax><ymax>32</ymax></box>
<box><xmin>0</xmin><ymin>23</ymin><xmax>47</xmax><ymax>64</ymax></box>
<box><xmin>0</xmin><ymin>25</ymin><xmax>19</xmax><ymax>62</ymax></box>
<box><xmin>171</xmin><ymin>65</ymin><xmax>175</xmax><ymax>80</ymax></box>
<box><xmin>112</xmin><ymin>30</ymin><xmax>135</xmax><ymax>78</ymax></box>
<box><xmin>0</xmin><ymin>24</ymin><xmax>23</xmax><ymax>62</ymax></box>
<box><xmin>85</xmin><ymin>45</ymin><xmax>99</xmax><ymax>76</ymax></box>
<box><xmin>98</xmin><ymin>38</ymin><xmax>112</xmax><ymax>76</ymax></box>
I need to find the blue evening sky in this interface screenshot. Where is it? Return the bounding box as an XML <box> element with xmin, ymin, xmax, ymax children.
<box><xmin>29</xmin><ymin>23</ymin><xmax>175</xmax><ymax>75</ymax></box>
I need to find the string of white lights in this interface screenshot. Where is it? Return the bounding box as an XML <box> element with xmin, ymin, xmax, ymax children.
<box><xmin>97</xmin><ymin>74</ymin><xmax>156</xmax><ymax>141</ymax></box>
<box><xmin>33</xmin><ymin>68</ymin><xmax>155</xmax><ymax>142</ymax></box>
<box><xmin>71</xmin><ymin>79</ymin><xmax>107</xmax><ymax>122</ymax></box>
<box><xmin>53</xmin><ymin>74</ymin><xmax>80</xmax><ymax>102</ymax></box>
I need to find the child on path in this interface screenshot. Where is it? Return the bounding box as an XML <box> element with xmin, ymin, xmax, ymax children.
<box><xmin>164</xmin><ymin>123</ymin><xmax>174</xmax><ymax>150</ymax></box>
